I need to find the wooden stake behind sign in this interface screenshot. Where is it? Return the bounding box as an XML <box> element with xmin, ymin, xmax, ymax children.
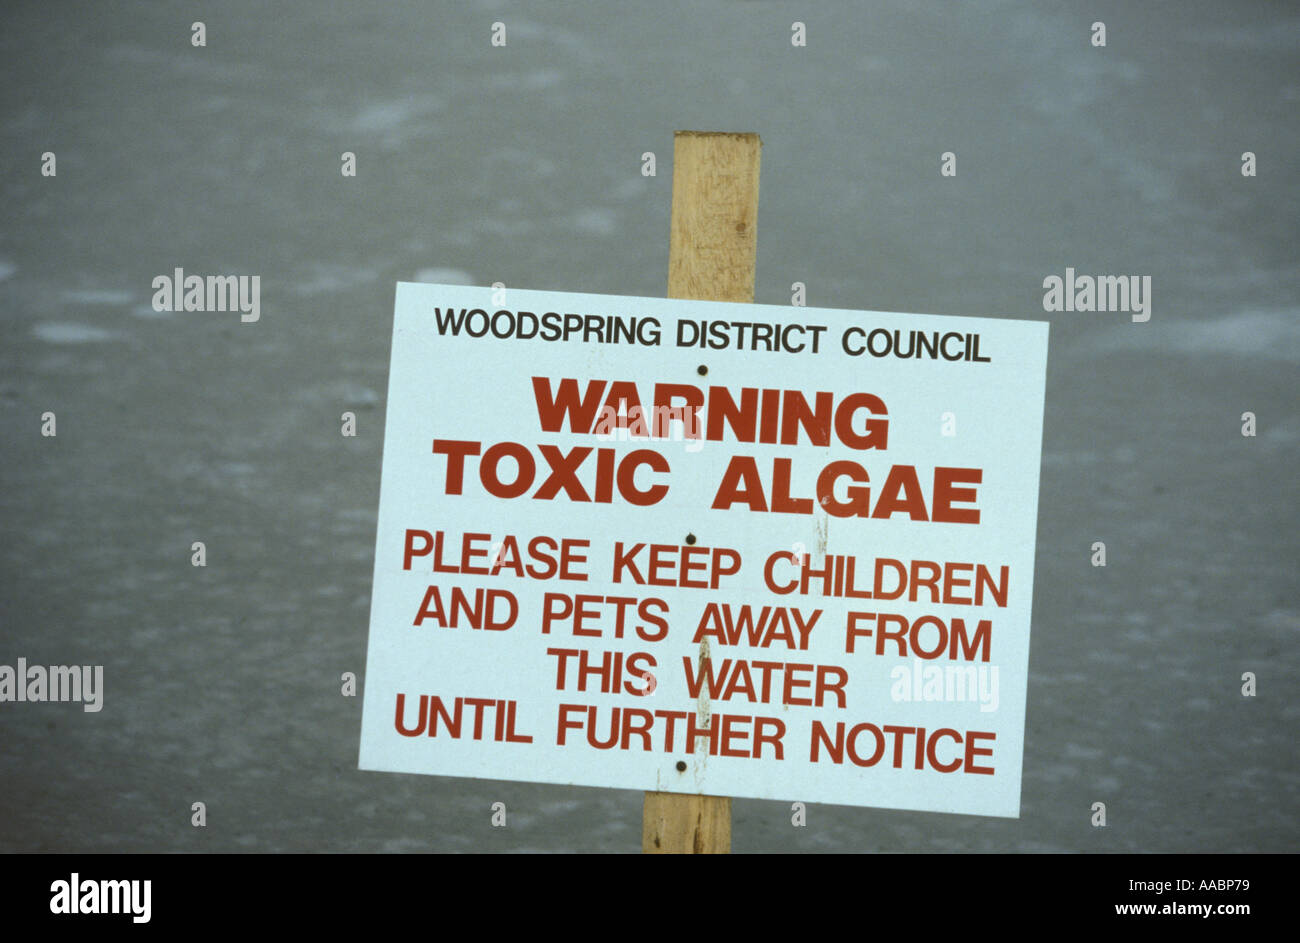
<box><xmin>642</xmin><ymin>130</ymin><xmax>762</xmax><ymax>855</ymax></box>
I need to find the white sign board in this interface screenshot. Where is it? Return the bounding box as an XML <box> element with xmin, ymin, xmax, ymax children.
<box><xmin>359</xmin><ymin>283</ymin><xmax>1049</xmax><ymax>817</ymax></box>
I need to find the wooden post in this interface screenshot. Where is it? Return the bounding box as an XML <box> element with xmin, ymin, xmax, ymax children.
<box><xmin>641</xmin><ymin>130</ymin><xmax>761</xmax><ymax>855</ymax></box>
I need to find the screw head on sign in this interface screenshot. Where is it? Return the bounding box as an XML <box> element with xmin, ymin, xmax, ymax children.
<box><xmin>685</xmin><ymin>533</ymin><xmax>696</xmax><ymax>545</ymax></box>
<box><xmin>676</xmin><ymin>761</ymin><xmax>687</xmax><ymax>772</ymax></box>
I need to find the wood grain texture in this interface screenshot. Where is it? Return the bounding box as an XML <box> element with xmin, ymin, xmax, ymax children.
<box><xmin>643</xmin><ymin>791</ymin><xmax>731</xmax><ymax>854</ymax></box>
<box><xmin>667</xmin><ymin>131</ymin><xmax>762</xmax><ymax>304</ymax></box>
<box><xmin>642</xmin><ymin>131</ymin><xmax>760</xmax><ymax>855</ymax></box>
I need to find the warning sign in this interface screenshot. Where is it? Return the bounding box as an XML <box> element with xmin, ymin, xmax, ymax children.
<box><xmin>358</xmin><ymin>282</ymin><xmax>1049</xmax><ymax>817</ymax></box>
